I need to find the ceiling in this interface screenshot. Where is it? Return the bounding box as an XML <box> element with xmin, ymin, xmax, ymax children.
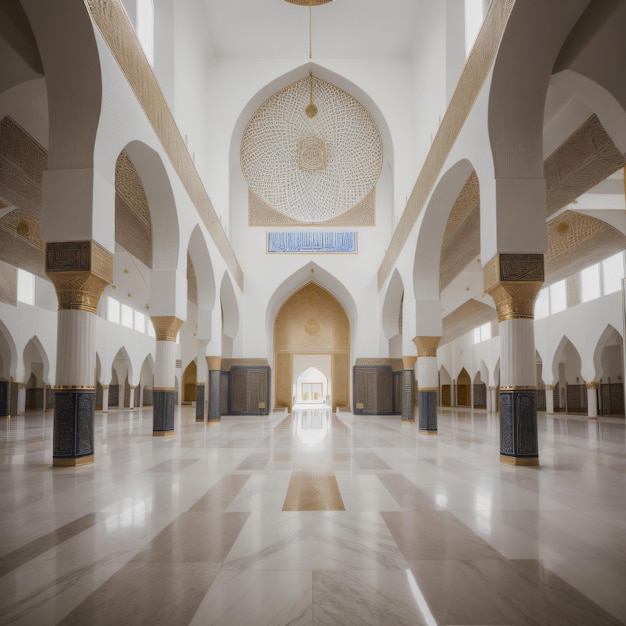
<box><xmin>202</xmin><ymin>0</ymin><xmax>424</xmax><ymax>59</ymax></box>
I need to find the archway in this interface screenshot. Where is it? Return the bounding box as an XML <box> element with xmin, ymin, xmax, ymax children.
<box><xmin>22</xmin><ymin>336</ymin><xmax>49</xmax><ymax>410</ymax></box>
<box><xmin>472</xmin><ymin>371</ymin><xmax>487</xmax><ymax>409</ymax></box>
<box><xmin>274</xmin><ymin>282</ymin><xmax>350</xmax><ymax>412</ymax></box>
<box><xmin>552</xmin><ymin>336</ymin><xmax>584</xmax><ymax>413</ymax></box>
<box><xmin>182</xmin><ymin>360</ymin><xmax>197</xmax><ymax>404</ymax></box>
<box><xmin>440</xmin><ymin>366</ymin><xmax>452</xmax><ymax>407</ymax></box>
<box><xmin>594</xmin><ymin>325</ymin><xmax>624</xmax><ymax>416</ymax></box>
<box><xmin>457</xmin><ymin>368</ymin><xmax>471</xmax><ymax>407</ymax></box>
<box><xmin>295</xmin><ymin>364</ymin><xmax>330</xmax><ymax>405</ymax></box>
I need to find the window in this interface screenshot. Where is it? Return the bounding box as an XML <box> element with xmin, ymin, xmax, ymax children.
<box><xmin>581</xmin><ymin>264</ymin><xmax>601</xmax><ymax>303</ymax></box>
<box><xmin>550</xmin><ymin>280</ymin><xmax>567</xmax><ymax>314</ymax></box>
<box><xmin>107</xmin><ymin>297</ymin><xmax>120</xmax><ymax>324</ymax></box>
<box><xmin>534</xmin><ymin>288</ymin><xmax>549</xmax><ymax>320</ymax></box>
<box><xmin>464</xmin><ymin>0</ymin><xmax>484</xmax><ymax>57</ymax></box>
<box><xmin>137</xmin><ymin>0</ymin><xmax>154</xmax><ymax>65</ymax></box>
<box><xmin>602</xmin><ymin>252</ymin><xmax>624</xmax><ymax>295</ymax></box>
<box><xmin>134</xmin><ymin>310</ymin><xmax>146</xmax><ymax>333</ymax></box>
<box><xmin>17</xmin><ymin>269</ymin><xmax>35</xmax><ymax>305</ymax></box>
<box><xmin>473</xmin><ymin>322</ymin><xmax>492</xmax><ymax>344</ymax></box>
<box><xmin>121</xmin><ymin>303</ymin><xmax>134</xmax><ymax>328</ymax></box>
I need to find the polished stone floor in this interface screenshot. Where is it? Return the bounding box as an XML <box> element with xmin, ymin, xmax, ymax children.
<box><xmin>1</xmin><ymin>405</ymin><xmax>625</xmax><ymax>625</ymax></box>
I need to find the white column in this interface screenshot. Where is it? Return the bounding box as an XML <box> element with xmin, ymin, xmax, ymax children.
<box><xmin>102</xmin><ymin>385</ymin><xmax>109</xmax><ymax>413</ymax></box>
<box><xmin>545</xmin><ymin>385</ymin><xmax>554</xmax><ymax>415</ymax></box>
<box><xmin>587</xmin><ymin>382</ymin><xmax>598</xmax><ymax>420</ymax></box>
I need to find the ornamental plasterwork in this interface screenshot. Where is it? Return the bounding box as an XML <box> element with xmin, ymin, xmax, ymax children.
<box><xmin>241</xmin><ymin>75</ymin><xmax>382</xmax><ymax>224</ymax></box>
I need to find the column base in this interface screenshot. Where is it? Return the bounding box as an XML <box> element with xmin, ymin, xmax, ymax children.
<box><xmin>153</xmin><ymin>430</ymin><xmax>175</xmax><ymax>437</ymax></box>
<box><xmin>500</xmin><ymin>389</ymin><xmax>539</xmax><ymax>460</ymax></box>
<box><xmin>418</xmin><ymin>390</ymin><xmax>438</xmax><ymax>431</ymax></box>
<box><xmin>153</xmin><ymin>389</ymin><xmax>176</xmax><ymax>433</ymax></box>
<box><xmin>588</xmin><ymin>416</ymin><xmax>599</xmax><ymax>421</ymax></box>
<box><xmin>195</xmin><ymin>384</ymin><xmax>206</xmax><ymax>422</ymax></box>
<box><xmin>500</xmin><ymin>454</ymin><xmax>539</xmax><ymax>466</ymax></box>
<box><xmin>53</xmin><ymin>454</ymin><xmax>94</xmax><ymax>467</ymax></box>
<box><xmin>419</xmin><ymin>429</ymin><xmax>438</xmax><ymax>435</ymax></box>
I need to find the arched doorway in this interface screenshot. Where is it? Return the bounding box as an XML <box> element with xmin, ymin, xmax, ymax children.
<box><xmin>457</xmin><ymin>368</ymin><xmax>471</xmax><ymax>407</ymax></box>
<box><xmin>274</xmin><ymin>282</ymin><xmax>350</xmax><ymax>412</ymax></box>
<box><xmin>182</xmin><ymin>360</ymin><xmax>197</xmax><ymax>404</ymax></box>
<box><xmin>295</xmin><ymin>364</ymin><xmax>329</xmax><ymax>405</ymax></box>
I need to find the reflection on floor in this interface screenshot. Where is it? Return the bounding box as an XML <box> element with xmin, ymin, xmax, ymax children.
<box><xmin>1</xmin><ymin>406</ymin><xmax>625</xmax><ymax>625</ymax></box>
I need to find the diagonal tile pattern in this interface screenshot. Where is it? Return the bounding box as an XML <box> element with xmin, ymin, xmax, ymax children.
<box><xmin>0</xmin><ymin>405</ymin><xmax>625</xmax><ymax>625</ymax></box>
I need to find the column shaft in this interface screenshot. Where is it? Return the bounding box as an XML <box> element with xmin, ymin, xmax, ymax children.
<box><xmin>401</xmin><ymin>356</ymin><xmax>416</xmax><ymax>422</ymax></box>
<box><xmin>414</xmin><ymin>337</ymin><xmax>440</xmax><ymax>434</ymax></box>
<box><xmin>207</xmin><ymin>356</ymin><xmax>222</xmax><ymax>422</ymax></box>
<box><xmin>587</xmin><ymin>383</ymin><xmax>598</xmax><ymax>420</ymax></box>
<box><xmin>545</xmin><ymin>385</ymin><xmax>554</xmax><ymax>415</ymax></box>
<box><xmin>152</xmin><ymin>332</ymin><xmax>180</xmax><ymax>435</ymax></box>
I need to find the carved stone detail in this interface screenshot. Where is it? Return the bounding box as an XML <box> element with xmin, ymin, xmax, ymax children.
<box><xmin>487</xmin><ymin>281</ymin><xmax>543</xmax><ymax>322</ymax></box>
<box><xmin>46</xmin><ymin>241</ymin><xmax>113</xmax><ymax>313</ymax></box>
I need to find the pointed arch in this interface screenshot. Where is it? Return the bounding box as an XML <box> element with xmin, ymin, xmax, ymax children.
<box><xmin>382</xmin><ymin>269</ymin><xmax>404</xmax><ymax>340</ymax></box>
<box><xmin>187</xmin><ymin>224</ymin><xmax>216</xmax><ymax>311</ymax></box>
<box><xmin>593</xmin><ymin>324</ymin><xmax>623</xmax><ymax>382</ymax></box>
<box><xmin>22</xmin><ymin>335</ymin><xmax>50</xmax><ymax>386</ymax></box>
<box><xmin>0</xmin><ymin>319</ymin><xmax>17</xmax><ymax>379</ymax></box>
<box><xmin>220</xmin><ymin>271</ymin><xmax>239</xmax><ymax>340</ymax></box>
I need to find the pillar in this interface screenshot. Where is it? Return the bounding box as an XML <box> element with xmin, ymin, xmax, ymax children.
<box><xmin>207</xmin><ymin>356</ymin><xmax>222</xmax><ymax>422</ymax></box>
<box><xmin>129</xmin><ymin>386</ymin><xmax>136</xmax><ymax>410</ymax></box>
<box><xmin>0</xmin><ymin>380</ymin><xmax>9</xmax><ymax>417</ymax></box>
<box><xmin>484</xmin><ymin>254</ymin><xmax>543</xmax><ymax>466</ymax></box>
<box><xmin>586</xmin><ymin>382</ymin><xmax>599</xmax><ymax>420</ymax></box>
<box><xmin>488</xmin><ymin>386</ymin><xmax>498</xmax><ymax>414</ymax></box>
<box><xmin>102</xmin><ymin>385</ymin><xmax>109</xmax><ymax>413</ymax></box>
<box><xmin>139</xmin><ymin>384</ymin><xmax>144</xmax><ymax>409</ymax></box>
<box><xmin>17</xmin><ymin>383</ymin><xmax>26</xmax><ymax>414</ymax></box>
<box><xmin>401</xmin><ymin>356</ymin><xmax>417</xmax><ymax>422</ymax></box>
<box><xmin>46</xmin><ymin>241</ymin><xmax>112</xmax><ymax>466</ymax></box>
<box><xmin>151</xmin><ymin>316</ymin><xmax>183</xmax><ymax>436</ymax></box>
<box><xmin>413</xmin><ymin>336</ymin><xmax>440</xmax><ymax>434</ymax></box>
<box><xmin>196</xmin><ymin>340</ymin><xmax>208</xmax><ymax>422</ymax></box>
<box><xmin>545</xmin><ymin>384</ymin><xmax>554</xmax><ymax>415</ymax></box>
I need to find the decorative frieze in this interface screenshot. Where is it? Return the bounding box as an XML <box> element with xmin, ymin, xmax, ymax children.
<box><xmin>151</xmin><ymin>316</ymin><xmax>183</xmax><ymax>342</ymax></box>
<box><xmin>267</xmin><ymin>232</ymin><xmax>357</xmax><ymax>254</ymax></box>
<box><xmin>413</xmin><ymin>336</ymin><xmax>440</xmax><ymax>359</ymax></box>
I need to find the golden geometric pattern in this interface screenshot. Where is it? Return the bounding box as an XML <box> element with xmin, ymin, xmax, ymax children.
<box><xmin>274</xmin><ymin>282</ymin><xmax>350</xmax><ymax>352</ymax></box>
<box><xmin>486</xmin><ymin>281</ymin><xmax>543</xmax><ymax>322</ymax></box>
<box><xmin>442</xmin><ymin>299</ymin><xmax>498</xmax><ymax>346</ymax></box>
<box><xmin>187</xmin><ymin>254</ymin><xmax>197</xmax><ymax>305</ymax></box>
<box><xmin>0</xmin><ymin>261</ymin><xmax>17</xmax><ymax>306</ymax></box>
<box><xmin>249</xmin><ymin>188</ymin><xmax>376</xmax><ymax>227</ymax></box>
<box><xmin>355</xmin><ymin>358</ymin><xmax>404</xmax><ymax>371</ymax></box>
<box><xmin>242</xmin><ymin>75</ymin><xmax>382</xmax><ymax>224</ymax></box>
<box><xmin>150</xmin><ymin>316</ymin><xmax>183</xmax><ymax>342</ymax></box>
<box><xmin>115</xmin><ymin>151</ymin><xmax>151</xmax><ymax>228</ymax></box>
<box><xmin>545</xmin><ymin>114</ymin><xmax>625</xmax><ymax>217</ymax></box>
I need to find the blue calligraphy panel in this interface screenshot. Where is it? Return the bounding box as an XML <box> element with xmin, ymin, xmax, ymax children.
<box><xmin>268</xmin><ymin>232</ymin><xmax>357</xmax><ymax>253</ymax></box>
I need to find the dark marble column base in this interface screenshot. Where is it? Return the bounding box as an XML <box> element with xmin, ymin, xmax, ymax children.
<box><xmin>418</xmin><ymin>390</ymin><xmax>437</xmax><ymax>432</ymax></box>
<box><xmin>153</xmin><ymin>389</ymin><xmax>176</xmax><ymax>434</ymax></box>
<box><xmin>401</xmin><ymin>370</ymin><xmax>415</xmax><ymax>422</ymax></box>
<box><xmin>53</xmin><ymin>389</ymin><xmax>95</xmax><ymax>464</ymax></box>
<box><xmin>0</xmin><ymin>380</ymin><xmax>9</xmax><ymax>417</ymax></box>
<box><xmin>208</xmin><ymin>370</ymin><xmax>221</xmax><ymax>422</ymax></box>
<box><xmin>499</xmin><ymin>389</ymin><xmax>539</xmax><ymax>464</ymax></box>
<box><xmin>196</xmin><ymin>384</ymin><xmax>206</xmax><ymax>422</ymax></box>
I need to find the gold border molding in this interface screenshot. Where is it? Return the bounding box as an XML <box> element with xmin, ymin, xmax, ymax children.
<box><xmin>500</xmin><ymin>455</ymin><xmax>539</xmax><ymax>466</ymax></box>
<box><xmin>53</xmin><ymin>455</ymin><xmax>94</xmax><ymax>467</ymax></box>
<box><xmin>150</xmin><ymin>316</ymin><xmax>183</xmax><ymax>342</ymax></box>
<box><xmin>413</xmin><ymin>336</ymin><xmax>441</xmax><ymax>358</ymax></box>
<box><xmin>207</xmin><ymin>356</ymin><xmax>222</xmax><ymax>370</ymax></box>
<box><xmin>586</xmin><ymin>382</ymin><xmax>599</xmax><ymax>390</ymax></box>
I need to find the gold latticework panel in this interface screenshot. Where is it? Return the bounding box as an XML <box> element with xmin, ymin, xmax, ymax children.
<box><xmin>274</xmin><ymin>282</ymin><xmax>350</xmax><ymax>352</ymax></box>
<box><xmin>0</xmin><ymin>260</ymin><xmax>17</xmax><ymax>306</ymax></box>
<box><xmin>545</xmin><ymin>114</ymin><xmax>625</xmax><ymax>217</ymax></box>
<box><xmin>442</xmin><ymin>299</ymin><xmax>497</xmax><ymax>345</ymax></box>
<box><xmin>332</xmin><ymin>352</ymin><xmax>350</xmax><ymax>409</ymax></box>
<box><xmin>249</xmin><ymin>188</ymin><xmax>376</xmax><ymax>227</ymax></box>
<box><xmin>242</xmin><ymin>75</ymin><xmax>382</xmax><ymax>224</ymax></box>
<box><xmin>115</xmin><ymin>151</ymin><xmax>151</xmax><ymax>228</ymax></box>
<box><xmin>187</xmin><ymin>254</ymin><xmax>197</xmax><ymax>305</ymax></box>
<box><xmin>545</xmin><ymin>210</ymin><xmax>626</xmax><ymax>282</ymax></box>
<box><xmin>274</xmin><ymin>352</ymin><xmax>292</xmax><ymax>410</ymax></box>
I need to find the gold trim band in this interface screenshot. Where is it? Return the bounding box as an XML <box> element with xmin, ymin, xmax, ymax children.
<box><xmin>419</xmin><ymin>430</ymin><xmax>438</xmax><ymax>435</ymax></box>
<box><xmin>153</xmin><ymin>431</ymin><xmax>175</xmax><ymax>437</ymax></box>
<box><xmin>586</xmin><ymin>382</ymin><xmax>599</xmax><ymax>390</ymax></box>
<box><xmin>153</xmin><ymin>387</ymin><xmax>177</xmax><ymax>392</ymax></box>
<box><xmin>53</xmin><ymin>455</ymin><xmax>94</xmax><ymax>467</ymax></box>
<box><xmin>419</xmin><ymin>387</ymin><xmax>438</xmax><ymax>392</ymax></box>
<box><xmin>500</xmin><ymin>455</ymin><xmax>539</xmax><ymax>466</ymax></box>
<box><xmin>52</xmin><ymin>386</ymin><xmax>96</xmax><ymax>390</ymax></box>
<box><xmin>499</xmin><ymin>386</ymin><xmax>536</xmax><ymax>391</ymax></box>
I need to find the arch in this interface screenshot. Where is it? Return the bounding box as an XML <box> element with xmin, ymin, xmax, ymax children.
<box><xmin>413</xmin><ymin>159</ymin><xmax>477</xmax><ymax>300</ymax></box>
<box><xmin>0</xmin><ymin>319</ymin><xmax>17</xmax><ymax>379</ymax></box>
<box><xmin>457</xmin><ymin>367</ymin><xmax>471</xmax><ymax>407</ymax></box>
<box><xmin>266</xmin><ymin>262</ymin><xmax>357</xmax><ymax>348</ymax></box>
<box><xmin>488</xmin><ymin>0</ymin><xmax>588</xmax><ymax>179</ymax></box>
<box><xmin>551</xmin><ymin>335</ymin><xmax>584</xmax><ymax>413</ymax></box>
<box><xmin>187</xmin><ymin>224</ymin><xmax>216</xmax><ymax>311</ymax></box>
<box><xmin>220</xmin><ymin>271</ymin><xmax>240</xmax><ymax>340</ymax></box>
<box><xmin>182</xmin><ymin>359</ymin><xmax>197</xmax><ymax>403</ymax></box>
<box><xmin>140</xmin><ymin>353</ymin><xmax>155</xmax><ymax>407</ymax></box>
<box><xmin>382</xmin><ymin>269</ymin><xmax>404</xmax><ymax>341</ymax></box>
<box><xmin>22</xmin><ymin>335</ymin><xmax>50</xmax><ymax>386</ymax></box>
<box><xmin>439</xmin><ymin>365</ymin><xmax>452</xmax><ymax>407</ymax></box>
<box><xmin>111</xmin><ymin>346</ymin><xmax>133</xmax><ymax>408</ymax></box>
<box><xmin>273</xmin><ymin>281</ymin><xmax>350</xmax><ymax>412</ymax></box>
<box><xmin>593</xmin><ymin>324</ymin><xmax>623</xmax><ymax>383</ymax></box>
<box><xmin>123</xmin><ymin>140</ymin><xmax>180</xmax><ymax>271</ymax></box>
<box><xmin>295</xmin><ymin>366</ymin><xmax>329</xmax><ymax>405</ymax></box>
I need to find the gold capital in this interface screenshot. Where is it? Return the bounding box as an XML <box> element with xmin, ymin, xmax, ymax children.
<box><xmin>207</xmin><ymin>356</ymin><xmax>222</xmax><ymax>371</ymax></box>
<box><xmin>586</xmin><ymin>382</ymin><xmax>599</xmax><ymax>390</ymax></box>
<box><xmin>412</xmin><ymin>336</ymin><xmax>440</xmax><ymax>358</ymax></box>
<box><xmin>46</xmin><ymin>241</ymin><xmax>113</xmax><ymax>313</ymax></box>
<box><xmin>151</xmin><ymin>316</ymin><xmax>183</xmax><ymax>342</ymax></box>
<box><xmin>402</xmin><ymin>356</ymin><xmax>417</xmax><ymax>370</ymax></box>
<box><xmin>483</xmin><ymin>254</ymin><xmax>544</xmax><ymax>322</ymax></box>
<box><xmin>544</xmin><ymin>384</ymin><xmax>554</xmax><ymax>391</ymax></box>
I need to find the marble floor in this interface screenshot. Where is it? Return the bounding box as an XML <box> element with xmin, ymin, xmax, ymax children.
<box><xmin>1</xmin><ymin>405</ymin><xmax>625</xmax><ymax>625</ymax></box>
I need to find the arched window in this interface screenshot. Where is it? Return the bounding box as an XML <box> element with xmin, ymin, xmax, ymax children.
<box><xmin>137</xmin><ymin>0</ymin><xmax>154</xmax><ymax>65</ymax></box>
